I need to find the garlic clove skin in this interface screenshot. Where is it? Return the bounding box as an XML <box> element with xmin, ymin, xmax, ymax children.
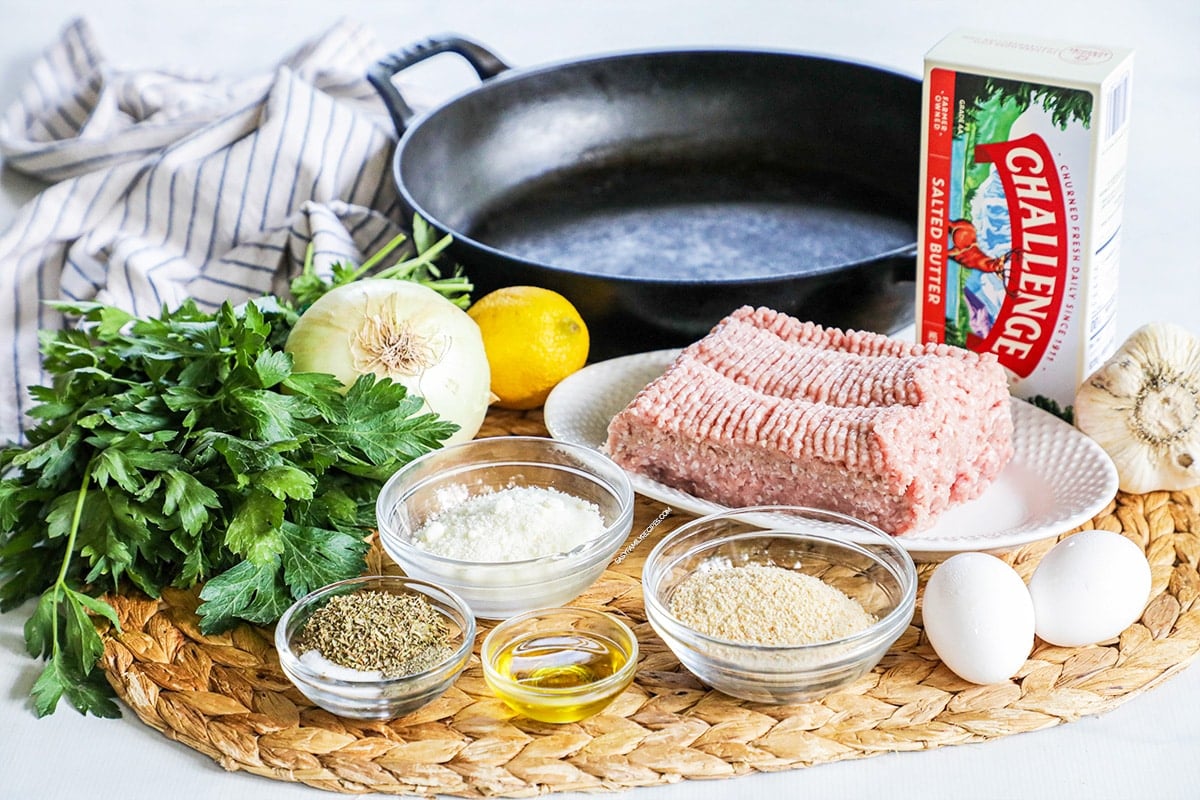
<box><xmin>1074</xmin><ymin>322</ymin><xmax>1200</xmax><ymax>494</ymax></box>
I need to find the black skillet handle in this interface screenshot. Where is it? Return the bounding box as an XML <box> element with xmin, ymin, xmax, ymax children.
<box><xmin>367</xmin><ymin>35</ymin><xmax>511</xmax><ymax>136</ymax></box>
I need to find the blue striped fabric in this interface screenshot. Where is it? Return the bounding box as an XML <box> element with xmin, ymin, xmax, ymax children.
<box><xmin>0</xmin><ymin>18</ymin><xmax>412</xmax><ymax>443</ymax></box>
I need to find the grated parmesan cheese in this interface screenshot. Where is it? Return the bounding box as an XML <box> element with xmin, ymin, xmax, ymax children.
<box><xmin>669</xmin><ymin>564</ymin><xmax>876</xmax><ymax>645</ymax></box>
<box><xmin>412</xmin><ymin>485</ymin><xmax>606</xmax><ymax>561</ymax></box>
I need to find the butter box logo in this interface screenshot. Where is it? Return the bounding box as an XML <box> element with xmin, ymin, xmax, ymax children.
<box><xmin>967</xmin><ymin>134</ymin><xmax>1068</xmax><ymax>377</ymax></box>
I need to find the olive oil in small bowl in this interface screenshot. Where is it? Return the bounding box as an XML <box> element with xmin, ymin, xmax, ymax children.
<box><xmin>482</xmin><ymin>608</ymin><xmax>638</xmax><ymax>723</ymax></box>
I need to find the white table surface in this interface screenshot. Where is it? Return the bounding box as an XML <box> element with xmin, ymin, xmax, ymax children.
<box><xmin>1</xmin><ymin>1</ymin><xmax>1198</xmax><ymax>799</ymax></box>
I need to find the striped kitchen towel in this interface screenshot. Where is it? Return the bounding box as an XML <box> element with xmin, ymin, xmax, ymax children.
<box><xmin>0</xmin><ymin>17</ymin><xmax>419</xmax><ymax>444</ymax></box>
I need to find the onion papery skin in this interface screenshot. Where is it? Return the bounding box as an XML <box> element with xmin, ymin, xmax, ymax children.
<box><xmin>286</xmin><ymin>279</ymin><xmax>491</xmax><ymax>446</ymax></box>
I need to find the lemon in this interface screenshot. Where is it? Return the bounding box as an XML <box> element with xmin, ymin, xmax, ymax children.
<box><xmin>467</xmin><ymin>286</ymin><xmax>590</xmax><ymax>410</ymax></box>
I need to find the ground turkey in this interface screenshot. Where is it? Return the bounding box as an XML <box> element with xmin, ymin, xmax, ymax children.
<box><xmin>603</xmin><ymin>306</ymin><xmax>1013</xmax><ymax>535</ymax></box>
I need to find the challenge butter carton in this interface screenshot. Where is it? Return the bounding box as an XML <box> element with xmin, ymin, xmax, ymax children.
<box><xmin>916</xmin><ymin>31</ymin><xmax>1134</xmax><ymax>407</ymax></box>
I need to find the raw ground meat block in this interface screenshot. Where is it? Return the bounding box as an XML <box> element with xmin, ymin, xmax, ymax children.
<box><xmin>603</xmin><ymin>306</ymin><xmax>1014</xmax><ymax>535</ymax></box>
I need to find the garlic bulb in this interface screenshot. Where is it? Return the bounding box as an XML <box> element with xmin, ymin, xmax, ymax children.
<box><xmin>1074</xmin><ymin>322</ymin><xmax>1200</xmax><ymax>493</ymax></box>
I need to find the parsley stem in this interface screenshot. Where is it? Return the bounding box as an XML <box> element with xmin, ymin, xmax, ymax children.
<box><xmin>373</xmin><ymin>234</ymin><xmax>454</xmax><ymax>281</ymax></box>
<box><xmin>356</xmin><ymin>232</ymin><xmax>409</xmax><ymax>276</ymax></box>
<box><xmin>55</xmin><ymin>459</ymin><xmax>94</xmax><ymax>588</ymax></box>
<box><xmin>48</xmin><ymin>457</ymin><xmax>94</xmax><ymax>656</ymax></box>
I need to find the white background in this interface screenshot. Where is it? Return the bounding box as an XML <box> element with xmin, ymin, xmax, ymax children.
<box><xmin>1</xmin><ymin>2</ymin><xmax>1198</xmax><ymax>799</ymax></box>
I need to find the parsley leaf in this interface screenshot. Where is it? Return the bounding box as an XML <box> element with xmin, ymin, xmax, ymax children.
<box><xmin>32</xmin><ymin>650</ymin><xmax>120</xmax><ymax>719</ymax></box>
<box><xmin>196</xmin><ymin>558</ymin><xmax>291</xmax><ymax>631</ymax></box>
<box><xmin>277</xmin><ymin>521</ymin><xmax>369</xmax><ymax>600</ymax></box>
<box><xmin>224</xmin><ymin>490</ymin><xmax>287</xmax><ymax>564</ymax></box>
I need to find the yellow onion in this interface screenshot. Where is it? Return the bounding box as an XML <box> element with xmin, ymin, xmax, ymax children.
<box><xmin>285</xmin><ymin>279</ymin><xmax>491</xmax><ymax>445</ymax></box>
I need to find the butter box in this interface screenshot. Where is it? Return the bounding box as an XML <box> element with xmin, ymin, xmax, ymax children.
<box><xmin>916</xmin><ymin>30</ymin><xmax>1134</xmax><ymax>407</ymax></box>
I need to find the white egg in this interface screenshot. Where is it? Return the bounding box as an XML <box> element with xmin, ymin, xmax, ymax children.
<box><xmin>922</xmin><ymin>552</ymin><xmax>1034</xmax><ymax>685</ymax></box>
<box><xmin>1028</xmin><ymin>530</ymin><xmax>1152</xmax><ymax>647</ymax></box>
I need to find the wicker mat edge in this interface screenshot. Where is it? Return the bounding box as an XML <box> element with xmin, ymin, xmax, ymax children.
<box><xmin>98</xmin><ymin>410</ymin><xmax>1200</xmax><ymax>797</ymax></box>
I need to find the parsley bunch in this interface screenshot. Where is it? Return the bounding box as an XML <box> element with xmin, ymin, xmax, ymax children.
<box><xmin>0</xmin><ymin>287</ymin><xmax>459</xmax><ymax>716</ymax></box>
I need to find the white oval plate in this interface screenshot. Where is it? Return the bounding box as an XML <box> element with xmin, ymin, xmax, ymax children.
<box><xmin>544</xmin><ymin>349</ymin><xmax>1119</xmax><ymax>558</ymax></box>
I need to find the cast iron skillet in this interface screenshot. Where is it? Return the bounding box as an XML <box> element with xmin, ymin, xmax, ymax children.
<box><xmin>368</xmin><ymin>35</ymin><xmax>920</xmax><ymax>358</ymax></box>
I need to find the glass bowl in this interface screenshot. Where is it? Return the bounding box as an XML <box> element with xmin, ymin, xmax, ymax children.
<box><xmin>275</xmin><ymin>575</ymin><xmax>475</xmax><ymax>720</ymax></box>
<box><xmin>376</xmin><ymin>436</ymin><xmax>635</xmax><ymax>619</ymax></box>
<box><xmin>481</xmin><ymin>607</ymin><xmax>639</xmax><ymax>723</ymax></box>
<box><xmin>642</xmin><ymin>506</ymin><xmax>917</xmax><ymax>704</ymax></box>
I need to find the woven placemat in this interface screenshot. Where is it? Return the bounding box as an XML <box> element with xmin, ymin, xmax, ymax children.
<box><xmin>98</xmin><ymin>408</ymin><xmax>1200</xmax><ymax>797</ymax></box>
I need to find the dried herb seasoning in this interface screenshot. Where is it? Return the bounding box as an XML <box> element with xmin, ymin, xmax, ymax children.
<box><xmin>294</xmin><ymin>590</ymin><xmax>453</xmax><ymax>677</ymax></box>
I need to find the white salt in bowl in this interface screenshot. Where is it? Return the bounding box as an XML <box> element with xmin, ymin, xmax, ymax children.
<box><xmin>275</xmin><ymin>575</ymin><xmax>475</xmax><ymax>720</ymax></box>
<box><xmin>376</xmin><ymin>436</ymin><xmax>635</xmax><ymax>619</ymax></box>
<box><xmin>642</xmin><ymin>506</ymin><xmax>917</xmax><ymax>704</ymax></box>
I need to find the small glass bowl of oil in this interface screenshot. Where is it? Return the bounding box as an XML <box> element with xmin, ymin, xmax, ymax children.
<box><xmin>481</xmin><ymin>607</ymin><xmax>639</xmax><ymax>723</ymax></box>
